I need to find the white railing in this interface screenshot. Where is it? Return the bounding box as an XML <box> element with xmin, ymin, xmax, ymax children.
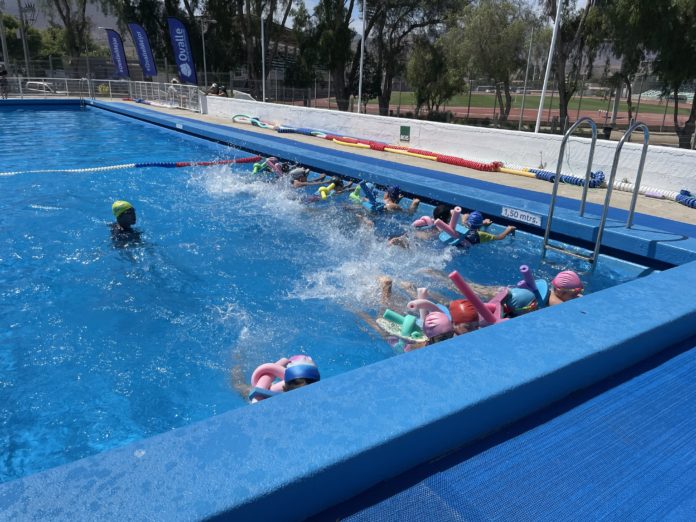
<box><xmin>128</xmin><ymin>80</ymin><xmax>203</xmax><ymax>113</ymax></box>
<box><xmin>1</xmin><ymin>77</ymin><xmax>204</xmax><ymax>113</ymax></box>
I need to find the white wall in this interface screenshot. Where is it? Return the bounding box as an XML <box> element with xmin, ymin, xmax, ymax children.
<box><xmin>206</xmin><ymin>97</ymin><xmax>696</xmax><ymax>193</ymax></box>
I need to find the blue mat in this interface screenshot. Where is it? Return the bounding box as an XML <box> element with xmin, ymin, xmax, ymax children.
<box><xmin>315</xmin><ymin>336</ymin><xmax>696</xmax><ymax>521</ymax></box>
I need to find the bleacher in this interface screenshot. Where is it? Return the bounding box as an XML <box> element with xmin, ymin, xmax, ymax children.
<box><xmin>640</xmin><ymin>89</ymin><xmax>694</xmax><ymax>102</ymax></box>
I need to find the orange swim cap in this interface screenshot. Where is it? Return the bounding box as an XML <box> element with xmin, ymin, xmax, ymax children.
<box><xmin>449</xmin><ymin>299</ymin><xmax>478</xmax><ymax>324</ymax></box>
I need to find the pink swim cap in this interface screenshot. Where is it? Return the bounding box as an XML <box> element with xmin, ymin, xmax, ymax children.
<box><xmin>552</xmin><ymin>270</ymin><xmax>583</xmax><ymax>291</ymax></box>
<box><xmin>423</xmin><ymin>311</ymin><xmax>453</xmax><ymax>338</ymax></box>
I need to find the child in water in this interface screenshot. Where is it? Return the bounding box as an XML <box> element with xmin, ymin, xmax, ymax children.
<box><xmin>110</xmin><ymin>200</ymin><xmax>141</xmax><ymax>247</ymax></box>
<box><xmin>290</xmin><ymin>166</ymin><xmax>328</xmax><ymax>188</ymax></box>
<box><xmin>502</xmin><ymin>288</ymin><xmax>538</xmax><ymax>317</ymax></box>
<box><xmin>463</xmin><ymin>211</ymin><xmax>516</xmax><ymax>245</ymax></box>
<box><xmin>449</xmin><ymin>299</ymin><xmax>480</xmax><ymax>335</ymax></box>
<box><xmin>548</xmin><ymin>270</ymin><xmax>584</xmax><ymax>306</ymax></box>
<box><xmin>383</xmin><ymin>185</ymin><xmax>421</xmax><ymax>214</ymax></box>
<box><xmin>236</xmin><ymin>355</ymin><xmax>321</xmax><ymax>403</ymax></box>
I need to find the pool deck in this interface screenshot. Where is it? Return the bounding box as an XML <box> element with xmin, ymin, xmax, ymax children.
<box><xmin>317</xmin><ymin>334</ymin><xmax>696</xmax><ymax>521</ymax></box>
<box><xmin>120</xmin><ymin>101</ymin><xmax>696</xmax><ymax>228</ymax></box>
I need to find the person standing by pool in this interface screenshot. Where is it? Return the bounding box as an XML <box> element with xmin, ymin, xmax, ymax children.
<box><xmin>110</xmin><ymin>200</ymin><xmax>141</xmax><ymax>246</ymax></box>
<box><xmin>0</xmin><ymin>64</ymin><xmax>8</xmax><ymax>99</ymax></box>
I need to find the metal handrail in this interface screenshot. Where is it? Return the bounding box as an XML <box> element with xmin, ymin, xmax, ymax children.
<box><xmin>591</xmin><ymin>122</ymin><xmax>649</xmax><ymax>265</ymax></box>
<box><xmin>541</xmin><ymin>116</ymin><xmax>597</xmax><ymax>260</ymax></box>
<box><xmin>623</xmin><ymin>123</ymin><xmax>650</xmax><ymax>228</ymax></box>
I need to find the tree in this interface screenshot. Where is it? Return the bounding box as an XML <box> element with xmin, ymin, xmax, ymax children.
<box><xmin>43</xmin><ymin>0</ymin><xmax>94</xmax><ymax>57</ymax></box>
<box><xmin>284</xmin><ymin>2</ymin><xmax>319</xmax><ymax>90</ymax></box>
<box><xmin>539</xmin><ymin>0</ymin><xmax>597</xmax><ymax>127</ymax></box>
<box><xmin>1</xmin><ymin>14</ymin><xmax>42</xmax><ymax>66</ymax></box>
<box><xmin>586</xmin><ymin>0</ymin><xmax>655</xmax><ymax>124</ymax></box>
<box><xmin>102</xmin><ymin>0</ymin><xmax>294</xmax><ymax>93</ymax></box>
<box><xmin>369</xmin><ymin>0</ymin><xmax>458</xmax><ymax>116</ymax></box>
<box><xmin>313</xmin><ymin>0</ymin><xmax>356</xmax><ymax>111</ymax></box>
<box><xmin>354</xmin><ymin>46</ymin><xmax>381</xmax><ymax>112</ymax></box>
<box><xmin>406</xmin><ymin>36</ymin><xmax>461</xmax><ymax>117</ymax></box>
<box><xmin>644</xmin><ymin>0</ymin><xmax>696</xmax><ymax>148</ymax></box>
<box><xmin>445</xmin><ymin>0</ymin><xmax>537</xmax><ymax>121</ymax></box>
<box><xmin>102</xmin><ymin>0</ymin><xmax>170</xmax><ymax>62</ymax></box>
<box><xmin>590</xmin><ymin>0</ymin><xmax>696</xmax><ymax>147</ymax></box>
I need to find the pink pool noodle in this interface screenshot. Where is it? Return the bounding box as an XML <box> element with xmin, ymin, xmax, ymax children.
<box><xmin>434</xmin><ymin>207</ymin><xmax>463</xmax><ymax>239</ymax></box>
<box><xmin>448</xmin><ymin>271</ymin><xmax>499</xmax><ymax>324</ymax></box>
<box><xmin>266</xmin><ymin>157</ymin><xmax>283</xmax><ymax>176</ymax></box>
<box><xmin>449</xmin><ymin>207</ymin><xmax>462</xmax><ymax>230</ymax></box>
<box><xmin>406</xmin><ymin>299</ymin><xmax>441</xmax><ymax>322</ymax></box>
<box><xmin>412</xmin><ymin>216</ymin><xmax>434</xmax><ymax>228</ymax></box>
<box><xmin>251</xmin><ymin>357</ymin><xmax>289</xmax><ymax>391</ymax></box>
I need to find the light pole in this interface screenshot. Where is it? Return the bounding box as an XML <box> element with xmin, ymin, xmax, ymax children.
<box><xmin>15</xmin><ymin>0</ymin><xmax>36</xmax><ymax>76</ymax></box>
<box><xmin>535</xmin><ymin>0</ymin><xmax>562</xmax><ymax>133</ymax></box>
<box><xmin>518</xmin><ymin>26</ymin><xmax>534</xmax><ymax>131</ymax></box>
<box><xmin>260</xmin><ymin>3</ymin><xmax>266</xmax><ymax>102</ymax></box>
<box><xmin>0</xmin><ymin>1</ymin><xmax>10</xmax><ymax>67</ymax></box>
<box><xmin>197</xmin><ymin>16</ymin><xmax>216</xmax><ymax>89</ymax></box>
<box><xmin>356</xmin><ymin>0</ymin><xmax>366</xmax><ymax>113</ymax></box>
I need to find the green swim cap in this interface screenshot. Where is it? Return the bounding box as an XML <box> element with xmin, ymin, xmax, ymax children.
<box><xmin>112</xmin><ymin>200</ymin><xmax>133</xmax><ymax>218</ymax></box>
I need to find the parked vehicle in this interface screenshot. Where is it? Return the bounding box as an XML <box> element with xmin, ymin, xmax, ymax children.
<box><xmin>24</xmin><ymin>81</ymin><xmax>68</xmax><ymax>95</ymax></box>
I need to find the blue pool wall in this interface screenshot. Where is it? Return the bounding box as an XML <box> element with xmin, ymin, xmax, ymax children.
<box><xmin>1</xmin><ymin>100</ymin><xmax>696</xmax><ymax>520</ymax></box>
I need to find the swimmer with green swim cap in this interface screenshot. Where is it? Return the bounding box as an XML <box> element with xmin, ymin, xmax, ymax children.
<box><xmin>111</xmin><ymin>200</ymin><xmax>137</xmax><ymax>231</ymax></box>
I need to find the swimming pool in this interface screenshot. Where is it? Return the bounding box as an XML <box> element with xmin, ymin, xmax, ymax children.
<box><xmin>2</xmin><ymin>100</ymin><xmax>696</xmax><ymax>520</ymax></box>
<box><xmin>0</xmin><ymin>104</ymin><xmax>665</xmax><ymax>485</ymax></box>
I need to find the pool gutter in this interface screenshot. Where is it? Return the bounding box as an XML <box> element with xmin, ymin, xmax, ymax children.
<box><xmin>91</xmin><ymin>100</ymin><xmax>696</xmax><ymax>268</ymax></box>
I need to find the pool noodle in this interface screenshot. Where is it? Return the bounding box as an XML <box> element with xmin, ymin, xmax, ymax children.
<box><xmin>319</xmin><ymin>183</ymin><xmax>335</xmax><ymax>199</ymax></box>
<box><xmin>416</xmin><ymin>288</ymin><xmax>428</xmax><ymax>323</ymax></box>
<box><xmin>407</xmin><ymin>299</ymin><xmax>441</xmax><ymax>314</ymax></box>
<box><xmin>434</xmin><ymin>219</ymin><xmax>459</xmax><ymax>239</ymax></box>
<box><xmin>448</xmin><ymin>271</ymin><xmax>499</xmax><ymax>325</ymax></box>
<box><xmin>449</xmin><ymin>207</ymin><xmax>462</xmax><ymax>230</ymax></box>
<box><xmin>434</xmin><ymin>207</ymin><xmax>463</xmax><ymax>239</ymax></box>
<box><xmin>519</xmin><ymin>265</ymin><xmax>545</xmax><ymax>308</ymax></box>
<box><xmin>519</xmin><ymin>265</ymin><xmax>538</xmax><ymax>291</ymax></box>
<box><xmin>382</xmin><ymin>309</ymin><xmax>418</xmax><ymax>336</ymax></box>
<box><xmin>359</xmin><ymin>181</ymin><xmax>379</xmax><ymax>208</ymax></box>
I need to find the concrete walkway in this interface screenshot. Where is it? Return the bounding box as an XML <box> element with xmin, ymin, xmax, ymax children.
<box><xmin>120</xmin><ymin>101</ymin><xmax>696</xmax><ymax>226</ymax></box>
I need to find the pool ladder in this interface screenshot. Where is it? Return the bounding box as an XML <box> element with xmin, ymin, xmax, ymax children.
<box><xmin>541</xmin><ymin>119</ymin><xmax>650</xmax><ymax>272</ymax></box>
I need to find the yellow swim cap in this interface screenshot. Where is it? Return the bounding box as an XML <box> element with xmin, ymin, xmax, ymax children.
<box><xmin>112</xmin><ymin>200</ymin><xmax>134</xmax><ymax>218</ymax></box>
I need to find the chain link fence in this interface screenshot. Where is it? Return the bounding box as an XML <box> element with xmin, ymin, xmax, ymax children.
<box><xmin>3</xmin><ymin>56</ymin><xmax>695</xmax><ymax>140</ymax></box>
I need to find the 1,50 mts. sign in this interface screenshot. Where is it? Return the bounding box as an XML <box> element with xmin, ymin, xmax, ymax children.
<box><xmin>502</xmin><ymin>207</ymin><xmax>542</xmax><ymax>227</ymax></box>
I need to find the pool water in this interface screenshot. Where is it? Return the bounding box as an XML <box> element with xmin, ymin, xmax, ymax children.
<box><xmin>0</xmin><ymin>107</ymin><xmax>654</xmax><ymax>483</ymax></box>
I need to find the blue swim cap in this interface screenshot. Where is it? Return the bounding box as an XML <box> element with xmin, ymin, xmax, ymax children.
<box><xmin>504</xmin><ymin>288</ymin><xmax>538</xmax><ymax>316</ymax></box>
<box><xmin>467</xmin><ymin>211</ymin><xmax>484</xmax><ymax>229</ymax></box>
<box><xmin>284</xmin><ymin>364</ymin><xmax>320</xmax><ymax>384</ymax></box>
<box><xmin>386</xmin><ymin>185</ymin><xmax>401</xmax><ymax>202</ymax></box>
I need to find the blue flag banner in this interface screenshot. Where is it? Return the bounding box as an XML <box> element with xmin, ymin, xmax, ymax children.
<box><xmin>128</xmin><ymin>22</ymin><xmax>158</xmax><ymax>78</ymax></box>
<box><xmin>105</xmin><ymin>29</ymin><xmax>130</xmax><ymax>79</ymax></box>
<box><xmin>167</xmin><ymin>17</ymin><xmax>197</xmax><ymax>85</ymax></box>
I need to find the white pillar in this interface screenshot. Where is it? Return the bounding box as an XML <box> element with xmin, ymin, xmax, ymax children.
<box><xmin>356</xmin><ymin>0</ymin><xmax>366</xmax><ymax>113</ymax></box>
<box><xmin>535</xmin><ymin>0</ymin><xmax>562</xmax><ymax>133</ymax></box>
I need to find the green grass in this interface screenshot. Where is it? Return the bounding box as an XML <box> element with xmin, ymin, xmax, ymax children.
<box><xmin>381</xmin><ymin>91</ymin><xmax>692</xmax><ymax>116</ymax></box>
